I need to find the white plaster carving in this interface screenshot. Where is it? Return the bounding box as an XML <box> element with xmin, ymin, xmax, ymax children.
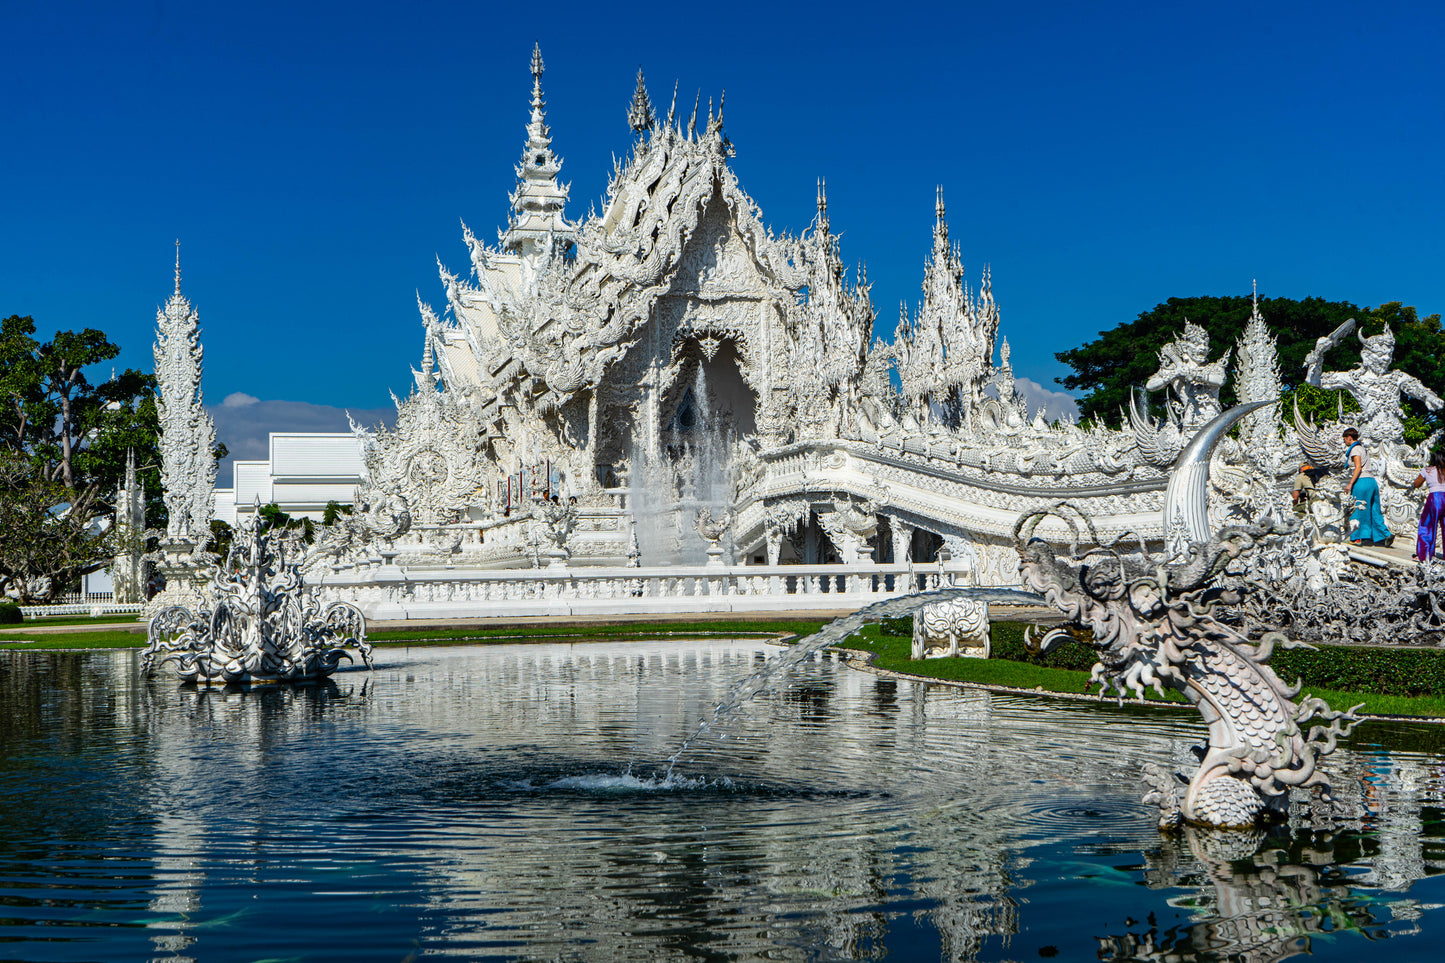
<box><xmin>912</xmin><ymin>599</ymin><xmax>990</xmax><ymax>660</ymax></box>
<box><xmin>153</xmin><ymin>244</ymin><xmax>217</xmax><ymax>545</ymax></box>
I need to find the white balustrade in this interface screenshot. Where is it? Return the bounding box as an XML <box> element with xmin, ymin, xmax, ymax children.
<box><xmin>310</xmin><ymin>560</ymin><xmax>978</xmax><ymax>620</ymax></box>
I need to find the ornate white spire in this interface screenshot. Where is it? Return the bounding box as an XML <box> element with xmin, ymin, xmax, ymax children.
<box><xmin>111</xmin><ymin>448</ymin><xmax>148</xmax><ymax>602</ymax></box>
<box><xmin>153</xmin><ymin>246</ymin><xmax>218</xmax><ymax>544</ymax></box>
<box><xmin>627</xmin><ymin>67</ymin><xmax>654</xmax><ymax>132</ymax></box>
<box><xmin>501</xmin><ymin>43</ymin><xmax>575</xmax><ymax>258</ymax></box>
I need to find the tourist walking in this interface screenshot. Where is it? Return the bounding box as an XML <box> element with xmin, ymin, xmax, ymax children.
<box><xmin>1344</xmin><ymin>427</ymin><xmax>1391</xmax><ymax>546</ymax></box>
<box><xmin>1412</xmin><ymin>448</ymin><xmax>1445</xmax><ymax>561</ymax></box>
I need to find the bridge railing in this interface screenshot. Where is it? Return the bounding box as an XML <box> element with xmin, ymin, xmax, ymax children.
<box><xmin>311</xmin><ymin>560</ymin><xmax>977</xmax><ymax>620</ymax></box>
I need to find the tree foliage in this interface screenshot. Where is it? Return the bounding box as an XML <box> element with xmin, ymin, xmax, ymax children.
<box><xmin>0</xmin><ymin>315</ymin><xmax>162</xmax><ymax>600</ymax></box>
<box><xmin>1055</xmin><ymin>297</ymin><xmax>1445</xmax><ymax>439</ymax></box>
<box><xmin>0</xmin><ymin>454</ymin><xmax>113</xmax><ymax>602</ymax></box>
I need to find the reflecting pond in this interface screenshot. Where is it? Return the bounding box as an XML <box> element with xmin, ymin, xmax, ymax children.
<box><xmin>2</xmin><ymin>641</ymin><xmax>1444</xmax><ymax>961</ymax></box>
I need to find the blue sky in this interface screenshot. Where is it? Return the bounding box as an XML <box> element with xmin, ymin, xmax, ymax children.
<box><xmin>3</xmin><ymin>1</ymin><xmax>1443</xmax><ymax>475</ymax></box>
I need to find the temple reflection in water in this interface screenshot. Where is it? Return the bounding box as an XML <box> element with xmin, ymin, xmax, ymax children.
<box><xmin>1</xmin><ymin>643</ymin><xmax>1443</xmax><ymax>961</ymax></box>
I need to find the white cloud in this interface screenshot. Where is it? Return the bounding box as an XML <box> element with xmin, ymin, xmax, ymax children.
<box><xmin>1014</xmin><ymin>377</ymin><xmax>1080</xmax><ymax>423</ymax></box>
<box><xmin>208</xmin><ymin>398</ymin><xmax>396</xmax><ymax>486</ymax></box>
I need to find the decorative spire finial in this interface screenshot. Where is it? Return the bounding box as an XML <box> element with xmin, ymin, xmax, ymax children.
<box><xmin>628</xmin><ymin>66</ymin><xmax>654</xmax><ymax>132</ymax></box>
<box><xmin>529</xmin><ymin>43</ymin><xmax>546</xmax><ymax>124</ymax></box>
<box><xmin>932</xmin><ymin>187</ymin><xmax>948</xmax><ymax>249</ymax></box>
<box><xmin>173</xmin><ymin>238</ymin><xmax>181</xmax><ymax>296</ymax></box>
<box><xmin>817</xmin><ymin>178</ymin><xmax>829</xmax><ymax>232</ymax></box>
<box><xmin>1252</xmin><ymin>278</ymin><xmax>1258</xmax><ymax>311</ymax></box>
<box><xmin>503</xmin><ymin>43</ymin><xmax>574</xmax><ymax>257</ymax></box>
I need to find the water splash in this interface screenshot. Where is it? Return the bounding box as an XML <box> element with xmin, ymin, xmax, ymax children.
<box><xmin>504</xmin><ymin>771</ymin><xmax>729</xmax><ymax>793</ymax></box>
<box><xmin>664</xmin><ymin>585</ymin><xmax>1045</xmax><ymax>775</ymax></box>
<box><xmin>628</xmin><ymin>362</ymin><xmax>733</xmax><ymax>564</ymax></box>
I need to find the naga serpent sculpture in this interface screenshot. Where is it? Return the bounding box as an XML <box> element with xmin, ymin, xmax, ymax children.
<box><xmin>1015</xmin><ymin>506</ymin><xmax>1360</xmax><ymax>830</ymax></box>
<box><xmin>1013</xmin><ymin>401</ymin><xmax>1360</xmax><ymax>829</ymax></box>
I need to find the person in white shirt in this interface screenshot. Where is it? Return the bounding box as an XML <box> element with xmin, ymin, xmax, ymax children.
<box><xmin>1344</xmin><ymin>428</ymin><xmax>1390</xmax><ymax>546</ymax></box>
<box><xmin>1411</xmin><ymin>448</ymin><xmax>1445</xmax><ymax>561</ymax></box>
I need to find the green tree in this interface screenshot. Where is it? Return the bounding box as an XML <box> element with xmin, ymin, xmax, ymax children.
<box><xmin>258</xmin><ymin>503</ymin><xmax>316</xmax><ymax>543</ymax></box>
<box><xmin>0</xmin><ymin>316</ymin><xmax>163</xmax><ymax>599</ymax></box>
<box><xmin>0</xmin><ymin>454</ymin><xmax>112</xmax><ymax>602</ymax></box>
<box><xmin>322</xmin><ymin>500</ymin><xmax>353</xmax><ymax>526</ymax></box>
<box><xmin>1056</xmin><ymin>297</ymin><xmax>1445</xmax><ymax>438</ymax></box>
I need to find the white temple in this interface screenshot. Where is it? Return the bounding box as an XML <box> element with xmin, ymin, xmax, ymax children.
<box><xmin>156</xmin><ymin>48</ymin><xmax>1439</xmax><ymax>618</ymax></box>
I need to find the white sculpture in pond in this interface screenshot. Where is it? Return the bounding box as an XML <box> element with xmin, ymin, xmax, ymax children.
<box><xmin>912</xmin><ymin>598</ymin><xmax>991</xmax><ymax>660</ymax></box>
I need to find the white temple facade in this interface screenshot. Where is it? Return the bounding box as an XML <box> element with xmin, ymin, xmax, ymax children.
<box><xmin>182</xmin><ymin>48</ymin><xmax>1439</xmax><ymax>616</ymax></box>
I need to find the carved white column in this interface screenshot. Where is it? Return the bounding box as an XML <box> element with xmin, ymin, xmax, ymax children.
<box><xmin>891</xmin><ymin>516</ymin><xmax>915</xmax><ymax>563</ymax></box>
<box><xmin>765</xmin><ymin>523</ymin><xmax>782</xmax><ymax>566</ymax></box>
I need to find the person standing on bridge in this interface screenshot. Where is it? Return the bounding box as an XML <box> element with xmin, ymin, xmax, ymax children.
<box><xmin>1344</xmin><ymin>427</ymin><xmax>1391</xmax><ymax>547</ymax></box>
<box><xmin>1412</xmin><ymin>448</ymin><xmax>1445</xmax><ymax>561</ymax></box>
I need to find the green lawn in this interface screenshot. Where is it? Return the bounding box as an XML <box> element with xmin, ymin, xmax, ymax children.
<box><xmin>0</xmin><ymin>619</ymin><xmax>826</xmax><ymax>651</ymax></box>
<box><xmin>5</xmin><ymin>614</ymin><xmax>145</xmax><ymax>627</ymax></box>
<box><xmin>841</xmin><ymin>626</ymin><xmax>1445</xmax><ymax>719</ymax></box>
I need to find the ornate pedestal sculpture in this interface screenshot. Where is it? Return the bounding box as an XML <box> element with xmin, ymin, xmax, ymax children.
<box><xmin>911</xmin><ymin>599</ymin><xmax>990</xmax><ymax>659</ymax></box>
<box><xmin>144</xmin><ymin>539</ymin><xmax>210</xmax><ymax>620</ymax></box>
<box><xmin>696</xmin><ymin>508</ymin><xmax>731</xmax><ymax>567</ymax></box>
<box><xmin>142</xmin><ymin>514</ymin><xmax>372</xmax><ymax>685</ymax></box>
<box><xmin>537</xmin><ymin>498</ymin><xmax>578</xmax><ymax>569</ymax></box>
<box><xmin>1016</xmin><ymin>506</ymin><xmax>1360</xmax><ymax>830</ymax></box>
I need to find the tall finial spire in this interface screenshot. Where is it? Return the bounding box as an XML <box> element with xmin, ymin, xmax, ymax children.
<box><xmin>817</xmin><ymin>178</ymin><xmax>829</xmax><ymax>232</ymax></box>
<box><xmin>529</xmin><ymin>42</ymin><xmax>545</xmax><ymax>124</ymax></box>
<box><xmin>933</xmin><ymin>186</ymin><xmax>948</xmax><ymax>250</ymax></box>
<box><xmin>173</xmin><ymin>238</ymin><xmax>182</xmax><ymax>296</ymax></box>
<box><xmin>1252</xmin><ymin>277</ymin><xmax>1258</xmax><ymax>310</ymax></box>
<box><xmin>502</xmin><ymin>43</ymin><xmax>575</xmax><ymax>258</ymax></box>
<box><xmin>628</xmin><ymin>66</ymin><xmax>654</xmax><ymax>132</ymax></box>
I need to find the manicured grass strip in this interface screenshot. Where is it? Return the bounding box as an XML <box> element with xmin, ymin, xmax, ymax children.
<box><xmin>1298</xmin><ymin>687</ymin><xmax>1445</xmax><ymax>719</ymax></box>
<box><xmin>844</xmin><ymin>625</ymin><xmax>1445</xmax><ymax>718</ymax></box>
<box><xmin>0</xmin><ymin>630</ymin><xmax>147</xmax><ymax>649</ymax></box>
<box><xmin>847</xmin><ymin>627</ymin><xmax>1186</xmax><ymax>704</ymax></box>
<box><xmin>370</xmin><ymin>619</ymin><xmax>827</xmax><ymax>644</ymax></box>
<box><xmin>0</xmin><ymin>620</ymin><xmax>830</xmax><ymax>651</ymax></box>
<box><xmin>0</xmin><ymin>614</ymin><xmax>145</xmax><ymax>628</ymax></box>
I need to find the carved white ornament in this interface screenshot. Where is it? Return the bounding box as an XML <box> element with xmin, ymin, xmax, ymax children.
<box><xmin>153</xmin><ymin>245</ymin><xmax>217</xmax><ymax>545</ymax></box>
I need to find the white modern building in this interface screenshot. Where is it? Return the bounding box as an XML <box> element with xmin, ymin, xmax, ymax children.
<box><xmin>213</xmin><ymin>432</ymin><xmax>365</xmax><ymax>525</ymax></box>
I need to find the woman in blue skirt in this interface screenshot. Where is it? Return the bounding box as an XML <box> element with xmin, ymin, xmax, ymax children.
<box><xmin>1344</xmin><ymin>428</ymin><xmax>1391</xmax><ymax>546</ymax></box>
<box><xmin>1412</xmin><ymin>448</ymin><xmax>1445</xmax><ymax>561</ymax></box>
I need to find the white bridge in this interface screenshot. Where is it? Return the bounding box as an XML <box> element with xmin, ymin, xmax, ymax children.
<box><xmin>314</xmin><ymin>560</ymin><xmax>975</xmax><ymax>621</ymax></box>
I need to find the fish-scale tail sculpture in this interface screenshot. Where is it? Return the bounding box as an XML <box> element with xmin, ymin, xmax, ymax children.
<box><xmin>142</xmin><ymin>512</ymin><xmax>373</xmax><ymax>684</ymax></box>
<box><xmin>1015</xmin><ymin>505</ymin><xmax>1361</xmax><ymax>829</ymax></box>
